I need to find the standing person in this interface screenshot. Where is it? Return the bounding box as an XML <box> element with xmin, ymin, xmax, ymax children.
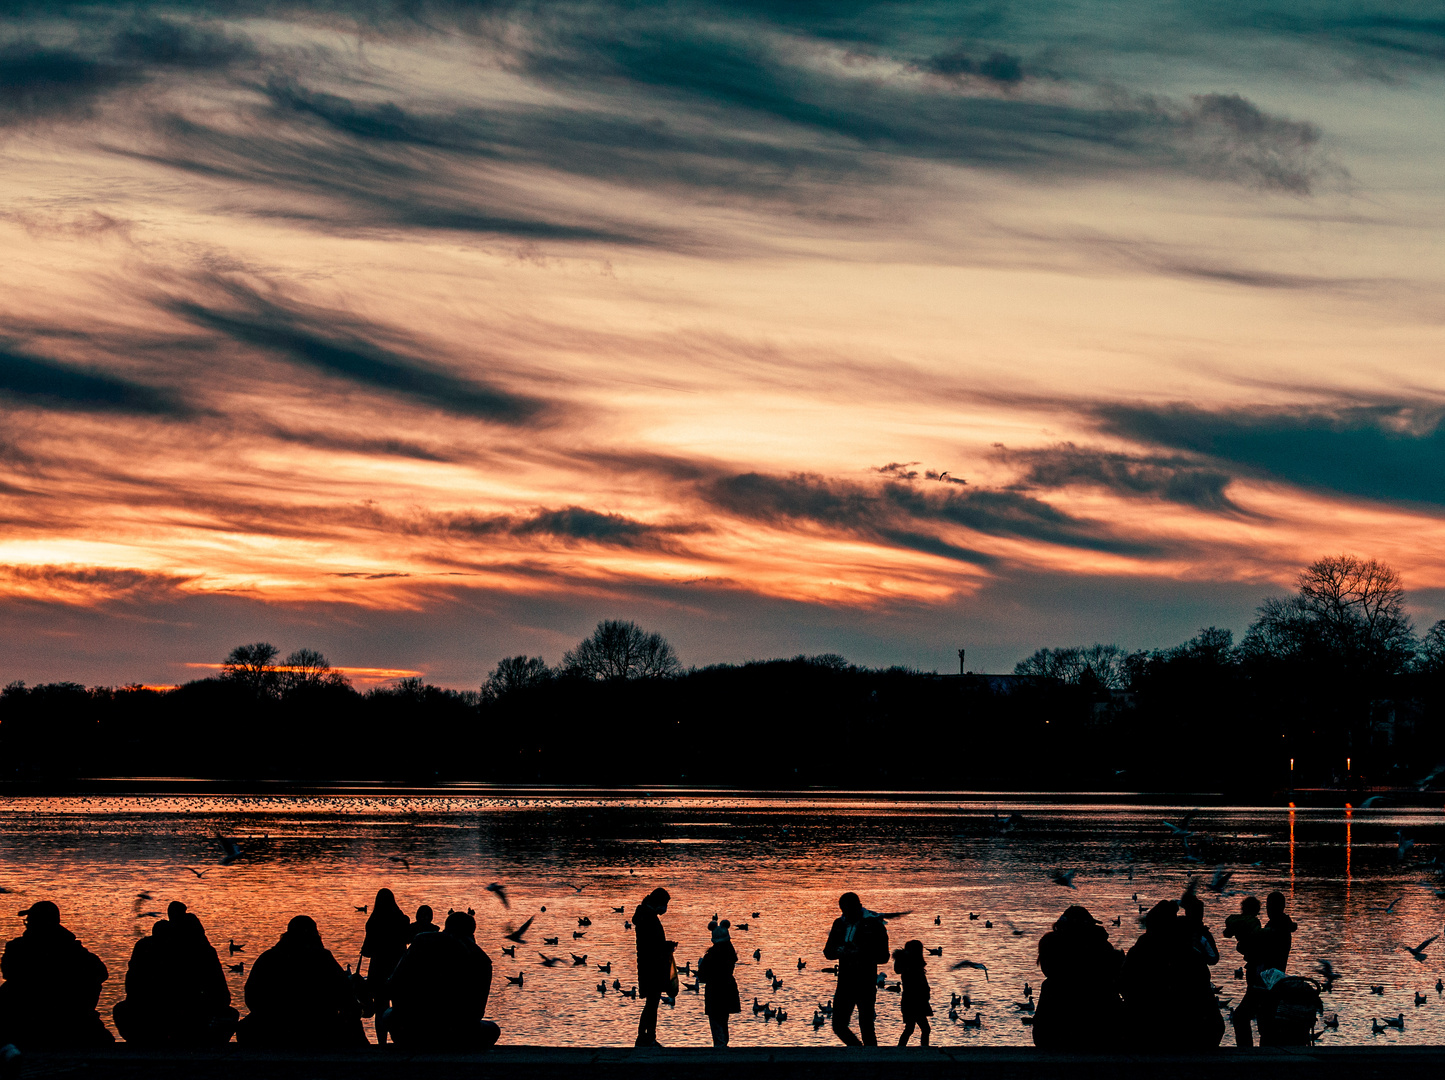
<box><xmin>1231</xmin><ymin>892</ymin><xmax>1295</xmax><ymax>1047</ymax></box>
<box><xmin>892</xmin><ymin>940</ymin><xmax>932</xmax><ymax>1047</ymax></box>
<box><xmin>632</xmin><ymin>888</ymin><xmax>676</xmax><ymax>1048</ymax></box>
<box><xmin>361</xmin><ymin>889</ymin><xmax>411</xmax><ymax>1044</ymax></box>
<box><xmin>236</xmin><ymin>916</ymin><xmax>366</xmax><ymax>1049</ymax></box>
<box><xmin>1031</xmin><ymin>905</ymin><xmax>1125</xmax><ymax>1051</ymax></box>
<box><xmin>1119</xmin><ymin>900</ymin><xmax>1222</xmax><ymax>1051</ymax></box>
<box><xmin>822</xmin><ymin>892</ymin><xmax>890</xmax><ymax>1047</ymax></box>
<box><xmin>1179</xmin><ymin>891</ymin><xmax>1220</xmax><ymax>967</ymax></box>
<box><xmin>697</xmin><ymin>919</ymin><xmax>739</xmax><ymax>1048</ymax></box>
<box><xmin>0</xmin><ymin>901</ymin><xmax>112</xmax><ymax>1049</ymax></box>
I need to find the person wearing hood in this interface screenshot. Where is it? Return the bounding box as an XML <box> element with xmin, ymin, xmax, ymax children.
<box><xmin>384</xmin><ymin>910</ymin><xmax>498</xmax><ymax>1049</ymax></box>
<box><xmin>113</xmin><ymin>901</ymin><xmax>235</xmax><ymax>1046</ymax></box>
<box><xmin>0</xmin><ymin>901</ymin><xmax>112</xmax><ymax>1050</ymax></box>
<box><xmin>361</xmin><ymin>888</ymin><xmax>411</xmax><ymax>1043</ymax></box>
<box><xmin>892</xmin><ymin>939</ymin><xmax>932</xmax><ymax>1047</ymax></box>
<box><xmin>822</xmin><ymin>892</ymin><xmax>890</xmax><ymax>1047</ymax></box>
<box><xmin>632</xmin><ymin>888</ymin><xmax>676</xmax><ymax>1048</ymax></box>
<box><xmin>697</xmin><ymin>919</ymin><xmax>740</xmax><ymax>1047</ymax></box>
<box><xmin>1031</xmin><ymin>905</ymin><xmax>1125</xmax><ymax>1051</ymax></box>
<box><xmin>236</xmin><ymin>915</ymin><xmax>366</xmax><ymax>1048</ymax></box>
<box><xmin>1120</xmin><ymin>900</ymin><xmax>1223</xmax><ymax>1051</ymax></box>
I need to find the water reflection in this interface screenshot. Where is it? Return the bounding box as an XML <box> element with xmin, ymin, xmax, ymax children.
<box><xmin>0</xmin><ymin>796</ymin><xmax>1441</xmax><ymax>1047</ymax></box>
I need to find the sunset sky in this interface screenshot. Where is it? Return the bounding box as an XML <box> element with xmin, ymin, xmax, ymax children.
<box><xmin>3</xmin><ymin>1</ymin><xmax>1445</xmax><ymax>687</ymax></box>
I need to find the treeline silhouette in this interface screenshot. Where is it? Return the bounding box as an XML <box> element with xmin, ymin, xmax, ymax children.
<box><xmin>2</xmin><ymin>557</ymin><xmax>1443</xmax><ymax>790</ymax></box>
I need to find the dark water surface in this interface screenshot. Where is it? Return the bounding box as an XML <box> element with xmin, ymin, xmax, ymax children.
<box><xmin>0</xmin><ymin>795</ymin><xmax>1442</xmax><ymax>1047</ymax></box>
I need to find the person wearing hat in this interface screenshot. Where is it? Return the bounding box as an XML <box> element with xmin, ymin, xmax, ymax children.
<box><xmin>384</xmin><ymin>910</ymin><xmax>498</xmax><ymax>1049</ymax></box>
<box><xmin>0</xmin><ymin>901</ymin><xmax>112</xmax><ymax>1049</ymax></box>
<box><xmin>1119</xmin><ymin>900</ymin><xmax>1223</xmax><ymax>1051</ymax></box>
<box><xmin>822</xmin><ymin>892</ymin><xmax>890</xmax><ymax>1046</ymax></box>
<box><xmin>697</xmin><ymin>919</ymin><xmax>740</xmax><ymax>1047</ymax></box>
<box><xmin>632</xmin><ymin>887</ymin><xmax>676</xmax><ymax>1047</ymax></box>
<box><xmin>1031</xmin><ymin>905</ymin><xmax>1125</xmax><ymax>1051</ymax></box>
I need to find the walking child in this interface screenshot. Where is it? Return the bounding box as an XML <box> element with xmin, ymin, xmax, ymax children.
<box><xmin>892</xmin><ymin>939</ymin><xmax>932</xmax><ymax>1047</ymax></box>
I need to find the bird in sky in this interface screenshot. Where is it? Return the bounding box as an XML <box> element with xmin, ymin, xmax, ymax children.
<box><xmin>183</xmin><ymin>867</ymin><xmax>210</xmax><ymax>878</ymax></box>
<box><xmin>1404</xmin><ymin>935</ymin><xmax>1438</xmax><ymax>962</ymax></box>
<box><xmin>1162</xmin><ymin>810</ymin><xmax>1199</xmax><ymax>837</ymax></box>
<box><xmin>1050</xmin><ymin>869</ymin><xmax>1077</xmax><ymax>888</ymax></box>
<box><xmin>1396</xmin><ymin>832</ymin><xmax>1416</xmax><ymax>861</ymax></box>
<box><xmin>217</xmin><ymin>834</ymin><xmax>243</xmax><ymax>865</ymax></box>
<box><xmin>539</xmin><ymin>954</ymin><xmax>563</xmax><ymax>966</ymax></box>
<box><xmin>504</xmin><ymin>916</ymin><xmax>535</xmax><ymax>943</ymax></box>
<box><xmin>1206</xmin><ymin>867</ymin><xmax>1234</xmax><ymax>893</ymax></box>
<box><xmin>1370</xmin><ymin>896</ymin><xmax>1404</xmax><ymax>914</ymax></box>
<box><xmin>950</xmin><ymin>960</ymin><xmax>989</xmax><ymax>980</ymax></box>
<box><xmin>565</xmin><ymin>882</ymin><xmax>586</xmax><ymax>894</ymax></box>
<box><xmin>487</xmin><ymin>883</ymin><xmax>510</xmax><ymax>908</ymax></box>
<box><xmin>388</xmin><ymin>856</ymin><xmax>410</xmax><ymax>871</ymax></box>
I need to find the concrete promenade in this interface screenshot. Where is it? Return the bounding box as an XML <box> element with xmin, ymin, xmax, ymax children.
<box><xmin>10</xmin><ymin>1046</ymin><xmax>1445</xmax><ymax>1080</ymax></box>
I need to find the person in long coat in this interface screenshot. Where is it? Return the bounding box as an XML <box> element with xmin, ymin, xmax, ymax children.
<box><xmin>632</xmin><ymin>888</ymin><xmax>676</xmax><ymax>1047</ymax></box>
<box><xmin>1031</xmin><ymin>904</ymin><xmax>1125</xmax><ymax>1051</ymax></box>
<box><xmin>114</xmin><ymin>902</ymin><xmax>236</xmax><ymax>1045</ymax></box>
<box><xmin>361</xmin><ymin>889</ymin><xmax>411</xmax><ymax>1043</ymax></box>
<box><xmin>236</xmin><ymin>916</ymin><xmax>366</xmax><ymax>1048</ymax></box>
<box><xmin>1120</xmin><ymin>901</ymin><xmax>1224</xmax><ymax>1051</ymax></box>
<box><xmin>698</xmin><ymin>919</ymin><xmax>740</xmax><ymax>1047</ymax></box>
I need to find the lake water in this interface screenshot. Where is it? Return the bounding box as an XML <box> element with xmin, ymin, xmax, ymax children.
<box><xmin>0</xmin><ymin>793</ymin><xmax>1441</xmax><ymax>1047</ymax></box>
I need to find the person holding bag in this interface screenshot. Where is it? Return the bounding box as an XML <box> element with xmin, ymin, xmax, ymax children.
<box><xmin>632</xmin><ymin>888</ymin><xmax>676</xmax><ymax>1047</ymax></box>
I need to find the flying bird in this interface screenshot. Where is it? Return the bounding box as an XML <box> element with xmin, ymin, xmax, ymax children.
<box><xmin>539</xmin><ymin>954</ymin><xmax>562</xmax><ymax>966</ymax></box>
<box><xmin>504</xmin><ymin>916</ymin><xmax>535</xmax><ymax>943</ymax></box>
<box><xmin>950</xmin><ymin>960</ymin><xmax>989</xmax><ymax>980</ymax></box>
<box><xmin>388</xmin><ymin>856</ymin><xmax>410</xmax><ymax>871</ymax></box>
<box><xmin>217</xmin><ymin>834</ymin><xmax>243</xmax><ymax>865</ymax></box>
<box><xmin>487</xmin><ymin>883</ymin><xmax>510</xmax><ymax>908</ymax></box>
<box><xmin>1206</xmin><ymin>867</ymin><xmax>1234</xmax><ymax>893</ymax></box>
<box><xmin>565</xmin><ymin>882</ymin><xmax>586</xmax><ymax>893</ymax></box>
<box><xmin>183</xmin><ymin>867</ymin><xmax>210</xmax><ymax>878</ymax></box>
<box><xmin>1050</xmin><ymin>869</ymin><xmax>1077</xmax><ymax>889</ymax></box>
<box><xmin>1371</xmin><ymin>896</ymin><xmax>1404</xmax><ymax>914</ymax></box>
<box><xmin>1404</xmin><ymin>935</ymin><xmax>1439</xmax><ymax>962</ymax></box>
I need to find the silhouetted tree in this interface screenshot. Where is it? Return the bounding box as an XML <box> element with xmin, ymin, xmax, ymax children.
<box><xmin>1015</xmin><ymin>643</ymin><xmax>1131</xmax><ymax>688</ymax></box>
<box><xmin>481</xmin><ymin>655</ymin><xmax>553</xmax><ymax>701</ymax></box>
<box><xmin>222</xmin><ymin>642</ymin><xmax>280</xmax><ymax>698</ymax></box>
<box><xmin>1242</xmin><ymin>555</ymin><xmax>1415</xmax><ymax>675</ymax></box>
<box><xmin>1417</xmin><ymin>620</ymin><xmax>1445</xmax><ymax>673</ymax></box>
<box><xmin>562</xmin><ymin>620</ymin><xmax>680</xmax><ymax>680</ymax></box>
<box><xmin>279</xmin><ymin>648</ymin><xmax>350</xmax><ymax>695</ymax></box>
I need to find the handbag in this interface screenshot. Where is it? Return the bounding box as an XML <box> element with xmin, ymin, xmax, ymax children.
<box><xmin>349</xmin><ymin>953</ymin><xmax>376</xmax><ymax>1018</ymax></box>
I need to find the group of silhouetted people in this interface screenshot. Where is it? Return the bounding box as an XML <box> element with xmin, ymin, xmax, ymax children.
<box><xmin>0</xmin><ymin>889</ymin><xmax>496</xmax><ymax>1054</ymax></box>
<box><xmin>2</xmin><ymin>883</ymin><xmax>1304</xmax><ymax>1054</ymax></box>
<box><xmin>1031</xmin><ymin>888</ymin><xmax>1299</xmax><ymax>1051</ymax></box>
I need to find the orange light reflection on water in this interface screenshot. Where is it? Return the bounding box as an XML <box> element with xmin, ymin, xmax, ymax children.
<box><xmin>1288</xmin><ymin>803</ymin><xmax>1295</xmax><ymax>893</ymax></box>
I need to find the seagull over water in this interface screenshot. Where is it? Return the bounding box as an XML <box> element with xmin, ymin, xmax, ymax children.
<box><xmin>950</xmin><ymin>959</ymin><xmax>989</xmax><ymax>980</ymax></box>
<box><xmin>1404</xmin><ymin>935</ymin><xmax>1439</xmax><ymax>962</ymax></box>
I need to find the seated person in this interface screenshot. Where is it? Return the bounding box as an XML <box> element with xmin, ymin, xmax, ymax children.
<box><xmin>114</xmin><ymin>902</ymin><xmax>237</xmax><ymax>1046</ymax></box>
<box><xmin>384</xmin><ymin>911</ymin><xmax>498</xmax><ymax>1049</ymax></box>
<box><xmin>0</xmin><ymin>901</ymin><xmax>112</xmax><ymax>1050</ymax></box>
<box><xmin>236</xmin><ymin>916</ymin><xmax>366</xmax><ymax>1048</ymax></box>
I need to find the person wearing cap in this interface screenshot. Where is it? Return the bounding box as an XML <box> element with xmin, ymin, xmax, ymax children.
<box><xmin>113</xmin><ymin>901</ymin><xmax>236</xmax><ymax>1046</ymax></box>
<box><xmin>1031</xmin><ymin>905</ymin><xmax>1125</xmax><ymax>1051</ymax></box>
<box><xmin>822</xmin><ymin>892</ymin><xmax>890</xmax><ymax>1046</ymax></box>
<box><xmin>235</xmin><ymin>915</ymin><xmax>366</xmax><ymax>1048</ymax></box>
<box><xmin>384</xmin><ymin>910</ymin><xmax>498</xmax><ymax>1049</ymax></box>
<box><xmin>1119</xmin><ymin>900</ymin><xmax>1223</xmax><ymax>1051</ymax></box>
<box><xmin>0</xmin><ymin>901</ymin><xmax>112</xmax><ymax>1049</ymax></box>
<box><xmin>697</xmin><ymin>919</ymin><xmax>740</xmax><ymax>1047</ymax></box>
<box><xmin>632</xmin><ymin>887</ymin><xmax>676</xmax><ymax>1047</ymax></box>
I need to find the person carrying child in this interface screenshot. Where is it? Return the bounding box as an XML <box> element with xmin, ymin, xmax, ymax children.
<box><xmin>697</xmin><ymin>919</ymin><xmax>740</xmax><ymax>1048</ymax></box>
<box><xmin>892</xmin><ymin>939</ymin><xmax>932</xmax><ymax>1047</ymax></box>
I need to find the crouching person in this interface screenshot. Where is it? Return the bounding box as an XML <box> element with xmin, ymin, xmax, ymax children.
<box><xmin>383</xmin><ymin>911</ymin><xmax>499</xmax><ymax>1050</ymax></box>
